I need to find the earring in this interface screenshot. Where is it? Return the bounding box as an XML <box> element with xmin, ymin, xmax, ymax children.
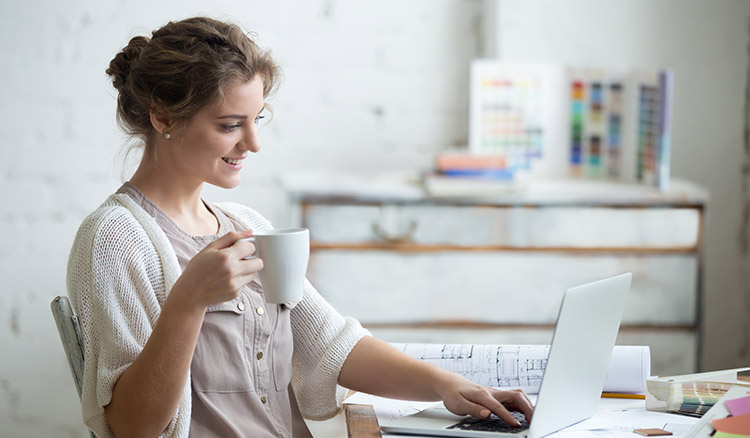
<box><xmin>164</xmin><ymin>132</ymin><xmax>171</xmax><ymax>140</ymax></box>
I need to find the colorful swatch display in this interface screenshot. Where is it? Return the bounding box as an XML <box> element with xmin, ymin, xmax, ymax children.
<box><xmin>469</xmin><ymin>61</ymin><xmax>557</xmax><ymax>179</ymax></box>
<box><xmin>464</xmin><ymin>61</ymin><xmax>673</xmax><ymax>189</ymax></box>
<box><xmin>567</xmin><ymin>74</ymin><xmax>625</xmax><ymax>180</ymax></box>
<box><xmin>607</xmin><ymin>83</ymin><xmax>624</xmax><ymax>178</ymax></box>
<box><xmin>570</xmin><ymin>81</ymin><xmax>585</xmax><ymax>175</ymax></box>
<box><xmin>566</xmin><ymin>69</ymin><xmax>672</xmax><ymax>188</ymax></box>
<box><xmin>637</xmin><ymin>83</ymin><xmax>659</xmax><ymax>183</ymax></box>
<box><xmin>676</xmin><ymin>382</ymin><xmax>734</xmax><ymax>417</ymax></box>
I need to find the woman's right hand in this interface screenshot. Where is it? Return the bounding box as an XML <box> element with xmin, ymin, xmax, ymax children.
<box><xmin>170</xmin><ymin>230</ymin><xmax>263</xmax><ymax>309</ymax></box>
<box><xmin>105</xmin><ymin>232</ymin><xmax>260</xmax><ymax>437</ymax></box>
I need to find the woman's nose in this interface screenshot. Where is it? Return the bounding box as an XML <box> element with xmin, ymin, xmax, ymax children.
<box><xmin>240</xmin><ymin>126</ymin><xmax>261</xmax><ymax>153</ymax></box>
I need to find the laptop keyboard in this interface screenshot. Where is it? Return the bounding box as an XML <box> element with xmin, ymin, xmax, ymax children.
<box><xmin>447</xmin><ymin>411</ymin><xmax>530</xmax><ymax>434</ymax></box>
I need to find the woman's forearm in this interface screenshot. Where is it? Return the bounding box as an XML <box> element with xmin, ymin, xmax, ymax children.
<box><xmin>337</xmin><ymin>336</ymin><xmax>456</xmax><ymax>401</ymax></box>
<box><xmin>104</xmin><ymin>287</ymin><xmax>205</xmax><ymax>437</ymax></box>
<box><xmin>338</xmin><ymin>336</ymin><xmax>533</xmax><ymax>426</ymax></box>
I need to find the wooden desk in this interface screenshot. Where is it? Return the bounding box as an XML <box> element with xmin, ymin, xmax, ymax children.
<box><xmin>341</xmin><ymin>398</ymin><xmax>700</xmax><ymax>438</ymax></box>
<box><xmin>345</xmin><ymin>404</ymin><xmax>382</xmax><ymax>438</ymax></box>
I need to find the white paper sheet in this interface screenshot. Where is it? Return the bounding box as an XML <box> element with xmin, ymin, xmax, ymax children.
<box><xmin>538</xmin><ymin>400</ymin><xmax>696</xmax><ymax>437</ymax></box>
<box><xmin>344</xmin><ymin>392</ymin><xmax>441</xmax><ymax>422</ymax></box>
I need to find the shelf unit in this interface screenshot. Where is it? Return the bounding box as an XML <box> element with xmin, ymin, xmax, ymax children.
<box><xmin>282</xmin><ymin>174</ymin><xmax>708</xmax><ymax>375</ymax></box>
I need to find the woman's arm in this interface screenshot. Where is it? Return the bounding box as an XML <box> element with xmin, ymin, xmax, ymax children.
<box><xmin>104</xmin><ymin>230</ymin><xmax>261</xmax><ymax>437</ymax></box>
<box><xmin>104</xmin><ymin>293</ymin><xmax>205</xmax><ymax>436</ymax></box>
<box><xmin>338</xmin><ymin>336</ymin><xmax>534</xmax><ymax>427</ymax></box>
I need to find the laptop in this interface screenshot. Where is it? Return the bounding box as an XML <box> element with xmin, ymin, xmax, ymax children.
<box><xmin>380</xmin><ymin>272</ymin><xmax>632</xmax><ymax>438</ymax></box>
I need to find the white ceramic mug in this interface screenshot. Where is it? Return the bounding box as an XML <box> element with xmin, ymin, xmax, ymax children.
<box><xmin>239</xmin><ymin>228</ymin><xmax>310</xmax><ymax>304</ymax></box>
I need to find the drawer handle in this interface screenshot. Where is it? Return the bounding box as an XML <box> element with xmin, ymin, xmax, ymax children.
<box><xmin>372</xmin><ymin>221</ymin><xmax>418</xmax><ymax>244</ymax></box>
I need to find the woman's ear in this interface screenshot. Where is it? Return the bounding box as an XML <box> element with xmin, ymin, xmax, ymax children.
<box><xmin>149</xmin><ymin>108</ymin><xmax>172</xmax><ymax>138</ymax></box>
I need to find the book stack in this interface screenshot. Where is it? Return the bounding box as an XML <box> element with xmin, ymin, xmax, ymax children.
<box><xmin>435</xmin><ymin>152</ymin><xmax>513</xmax><ymax>180</ymax></box>
<box><xmin>645</xmin><ymin>367</ymin><xmax>750</xmax><ymax>418</ymax></box>
<box><xmin>423</xmin><ymin>152</ymin><xmax>521</xmax><ymax>197</ymax></box>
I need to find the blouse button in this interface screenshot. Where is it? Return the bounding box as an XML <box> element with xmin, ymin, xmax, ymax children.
<box><xmin>256</xmin><ymin>306</ymin><xmax>265</xmax><ymax>315</ymax></box>
<box><xmin>257</xmin><ymin>351</ymin><xmax>264</xmax><ymax>360</ymax></box>
<box><xmin>260</xmin><ymin>396</ymin><xmax>267</xmax><ymax>404</ymax></box>
<box><xmin>237</xmin><ymin>301</ymin><xmax>246</xmax><ymax>311</ymax></box>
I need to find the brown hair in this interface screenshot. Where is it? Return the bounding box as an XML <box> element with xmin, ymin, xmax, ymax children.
<box><xmin>106</xmin><ymin>17</ymin><xmax>280</xmax><ymax>142</ymax></box>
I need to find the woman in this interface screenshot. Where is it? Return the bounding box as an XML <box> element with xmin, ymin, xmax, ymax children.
<box><xmin>67</xmin><ymin>16</ymin><xmax>533</xmax><ymax>437</ymax></box>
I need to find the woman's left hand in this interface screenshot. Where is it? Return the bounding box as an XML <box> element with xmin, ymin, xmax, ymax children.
<box><xmin>437</xmin><ymin>375</ymin><xmax>534</xmax><ymax>427</ymax></box>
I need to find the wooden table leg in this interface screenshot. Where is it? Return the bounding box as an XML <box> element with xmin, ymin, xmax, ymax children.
<box><xmin>345</xmin><ymin>404</ymin><xmax>382</xmax><ymax>438</ymax></box>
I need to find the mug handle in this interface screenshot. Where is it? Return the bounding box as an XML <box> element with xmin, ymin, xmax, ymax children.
<box><xmin>238</xmin><ymin>236</ymin><xmax>259</xmax><ymax>260</ymax></box>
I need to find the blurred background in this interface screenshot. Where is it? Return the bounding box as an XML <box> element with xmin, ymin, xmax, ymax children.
<box><xmin>1</xmin><ymin>0</ymin><xmax>749</xmax><ymax>436</ymax></box>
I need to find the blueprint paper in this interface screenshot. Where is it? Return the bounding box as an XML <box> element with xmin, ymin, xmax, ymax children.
<box><xmin>389</xmin><ymin>343</ymin><xmax>650</xmax><ymax>394</ymax></box>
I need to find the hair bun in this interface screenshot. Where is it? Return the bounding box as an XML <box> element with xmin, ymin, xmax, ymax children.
<box><xmin>106</xmin><ymin>36</ymin><xmax>150</xmax><ymax>90</ymax></box>
<box><xmin>107</xmin><ymin>17</ymin><xmax>280</xmax><ymax>141</ymax></box>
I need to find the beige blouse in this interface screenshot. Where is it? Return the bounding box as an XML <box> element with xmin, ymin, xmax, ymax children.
<box><xmin>118</xmin><ymin>183</ymin><xmax>312</xmax><ymax>438</ymax></box>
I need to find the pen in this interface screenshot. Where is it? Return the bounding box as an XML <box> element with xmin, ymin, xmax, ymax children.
<box><xmin>601</xmin><ymin>392</ymin><xmax>646</xmax><ymax>399</ymax></box>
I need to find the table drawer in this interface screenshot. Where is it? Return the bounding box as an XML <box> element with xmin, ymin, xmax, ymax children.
<box><xmin>308</xmin><ymin>251</ymin><xmax>697</xmax><ymax>325</ymax></box>
<box><xmin>304</xmin><ymin>204</ymin><xmax>700</xmax><ymax>249</ymax></box>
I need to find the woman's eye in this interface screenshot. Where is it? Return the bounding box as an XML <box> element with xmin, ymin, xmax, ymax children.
<box><xmin>254</xmin><ymin>115</ymin><xmax>265</xmax><ymax>125</ymax></box>
<box><xmin>223</xmin><ymin>123</ymin><xmax>242</xmax><ymax>132</ymax></box>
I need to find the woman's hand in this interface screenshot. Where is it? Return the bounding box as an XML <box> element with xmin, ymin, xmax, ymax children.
<box><xmin>339</xmin><ymin>337</ymin><xmax>534</xmax><ymax>427</ymax></box>
<box><xmin>105</xmin><ymin>229</ymin><xmax>261</xmax><ymax>437</ymax></box>
<box><xmin>436</xmin><ymin>374</ymin><xmax>533</xmax><ymax>427</ymax></box>
<box><xmin>170</xmin><ymin>230</ymin><xmax>263</xmax><ymax>309</ymax></box>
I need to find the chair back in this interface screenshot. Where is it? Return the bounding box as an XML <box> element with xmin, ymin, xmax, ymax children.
<box><xmin>51</xmin><ymin>295</ymin><xmax>96</xmax><ymax>437</ymax></box>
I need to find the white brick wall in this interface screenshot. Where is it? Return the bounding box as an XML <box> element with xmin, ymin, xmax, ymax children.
<box><xmin>0</xmin><ymin>1</ymin><xmax>482</xmax><ymax>436</ymax></box>
<box><xmin>3</xmin><ymin>1</ymin><xmax>749</xmax><ymax>436</ymax></box>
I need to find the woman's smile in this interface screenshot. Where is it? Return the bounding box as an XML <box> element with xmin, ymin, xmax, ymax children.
<box><xmin>222</xmin><ymin>156</ymin><xmax>246</xmax><ymax>169</ymax></box>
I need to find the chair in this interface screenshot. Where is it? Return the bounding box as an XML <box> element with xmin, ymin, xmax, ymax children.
<box><xmin>51</xmin><ymin>295</ymin><xmax>97</xmax><ymax>438</ymax></box>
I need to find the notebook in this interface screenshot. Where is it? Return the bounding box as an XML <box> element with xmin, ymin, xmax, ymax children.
<box><xmin>379</xmin><ymin>272</ymin><xmax>632</xmax><ymax>438</ymax></box>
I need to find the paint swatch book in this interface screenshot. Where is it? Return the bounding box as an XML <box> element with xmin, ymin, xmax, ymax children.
<box><xmin>566</xmin><ymin>68</ymin><xmax>674</xmax><ymax>190</ymax></box>
<box><xmin>645</xmin><ymin>367</ymin><xmax>750</xmax><ymax>417</ymax></box>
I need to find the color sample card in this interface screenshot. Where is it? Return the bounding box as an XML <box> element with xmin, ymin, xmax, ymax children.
<box><xmin>713</xmin><ymin>413</ymin><xmax>750</xmax><ymax>435</ymax></box>
<box><xmin>726</xmin><ymin>396</ymin><xmax>750</xmax><ymax>416</ymax></box>
<box><xmin>569</xmin><ymin>80</ymin><xmax>585</xmax><ymax>175</ymax></box>
<box><xmin>607</xmin><ymin>83</ymin><xmax>624</xmax><ymax>178</ymax></box>
<box><xmin>469</xmin><ymin>61</ymin><xmax>559</xmax><ymax>177</ymax></box>
<box><xmin>713</xmin><ymin>432</ymin><xmax>750</xmax><ymax>438</ymax></box>
<box><xmin>566</xmin><ymin>69</ymin><xmax>627</xmax><ymax>181</ymax></box>
<box><xmin>637</xmin><ymin>83</ymin><xmax>660</xmax><ymax>185</ymax></box>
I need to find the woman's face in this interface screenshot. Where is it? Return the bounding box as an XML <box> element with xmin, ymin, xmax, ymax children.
<box><xmin>162</xmin><ymin>74</ymin><xmax>266</xmax><ymax>189</ymax></box>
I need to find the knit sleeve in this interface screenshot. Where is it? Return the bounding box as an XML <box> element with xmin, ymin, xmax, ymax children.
<box><xmin>290</xmin><ymin>280</ymin><xmax>370</xmax><ymax>420</ymax></box>
<box><xmin>67</xmin><ymin>205</ymin><xmax>189</xmax><ymax>437</ymax></box>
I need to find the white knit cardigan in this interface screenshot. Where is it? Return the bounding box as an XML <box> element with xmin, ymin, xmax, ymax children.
<box><xmin>67</xmin><ymin>193</ymin><xmax>368</xmax><ymax>438</ymax></box>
